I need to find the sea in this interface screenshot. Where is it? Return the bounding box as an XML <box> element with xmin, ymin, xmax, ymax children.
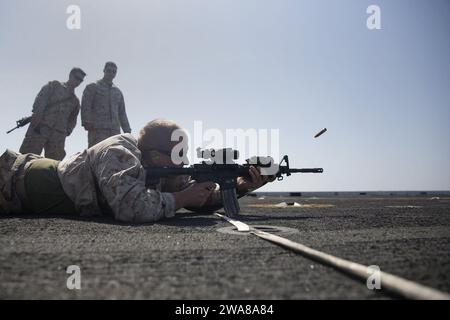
<box><xmin>250</xmin><ymin>191</ymin><xmax>450</xmax><ymax>198</ymax></box>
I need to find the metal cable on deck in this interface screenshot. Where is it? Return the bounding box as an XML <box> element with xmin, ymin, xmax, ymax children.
<box><xmin>215</xmin><ymin>213</ymin><xmax>450</xmax><ymax>300</ymax></box>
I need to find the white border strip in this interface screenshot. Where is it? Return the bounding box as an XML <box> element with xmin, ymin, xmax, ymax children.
<box><xmin>215</xmin><ymin>213</ymin><xmax>250</xmax><ymax>232</ymax></box>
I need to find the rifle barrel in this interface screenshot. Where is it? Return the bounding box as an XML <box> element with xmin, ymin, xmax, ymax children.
<box><xmin>6</xmin><ymin>126</ymin><xmax>18</xmax><ymax>134</ymax></box>
<box><xmin>289</xmin><ymin>168</ymin><xmax>323</xmax><ymax>173</ymax></box>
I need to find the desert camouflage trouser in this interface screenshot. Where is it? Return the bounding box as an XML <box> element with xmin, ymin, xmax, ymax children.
<box><xmin>0</xmin><ymin>149</ymin><xmax>42</xmax><ymax>214</ymax></box>
<box><xmin>19</xmin><ymin>125</ymin><xmax>67</xmax><ymax>160</ymax></box>
<box><xmin>87</xmin><ymin>128</ymin><xmax>120</xmax><ymax>148</ymax></box>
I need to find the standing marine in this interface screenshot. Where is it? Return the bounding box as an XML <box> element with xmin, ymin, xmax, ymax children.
<box><xmin>81</xmin><ymin>62</ymin><xmax>132</xmax><ymax>147</ymax></box>
<box><xmin>19</xmin><ymin>67</ymin><xmax>86</xmax><ymax>160</ymax></box>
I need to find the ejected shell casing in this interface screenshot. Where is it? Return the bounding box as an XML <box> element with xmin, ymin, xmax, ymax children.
<box><xmin>314</xmin><ymin>128</ymin><xmax>327</xmax><ymax>138</ymax></box>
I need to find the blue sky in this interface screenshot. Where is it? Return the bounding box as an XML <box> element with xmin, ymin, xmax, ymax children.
<box><xmin>1</xmin><ymin>0</ymin><xmax>449</xmax><ymax>191</ymax></box>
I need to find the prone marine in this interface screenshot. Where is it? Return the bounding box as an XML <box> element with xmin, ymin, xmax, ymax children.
<box><xmin>0</xmin><ymin>119</ymin><xmax>274</xmax><ymax>223</ymax></box>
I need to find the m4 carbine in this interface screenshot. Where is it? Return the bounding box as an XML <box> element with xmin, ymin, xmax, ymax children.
<box><xmin>6</xmin><ymin>116</ymin><xmax>32</xmax><ymax>134</ymax></box>
<box><xmin>145</xmin><ymin>148</ymin><xmax>323</xmax><ymax>217</ymax></box>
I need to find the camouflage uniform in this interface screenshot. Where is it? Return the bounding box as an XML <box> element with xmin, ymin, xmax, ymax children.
<box><xmin>81</xmin><ymin>80</ymin><xmax>131</xmax><ymax>147</ymax></box>
<box><xmin>0</xmin><ymin>149</ymin><xmax>42</xmax><ymax>214</ymax></box>
<box><xmin>1</xmin><ymin>134</ymin><xmax>224</xmax><ymax>222</ymax></box>
<box><xmin>19</xmin><ymin>81</ymin><xmax>80</xmax><ymax>160</ymax></box>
